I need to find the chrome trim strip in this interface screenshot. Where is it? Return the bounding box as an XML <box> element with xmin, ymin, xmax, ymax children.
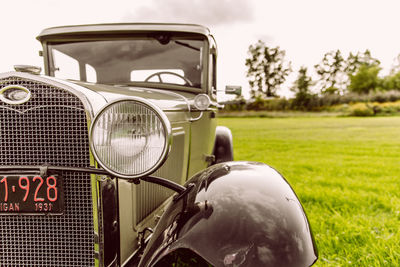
<box><xmin>42</xmin><ymin>76</ymin><xmax>108</xmax><ymax>116</ymax></box>
<box><xmin>0</xmin><ymin>105</ymin><xmax>85</xmax><ymax>114</ymax></box>
<box><xmin>0</xmin><ymin>72</ymin><xmax>107</xmax><ymax>118</ymax></box>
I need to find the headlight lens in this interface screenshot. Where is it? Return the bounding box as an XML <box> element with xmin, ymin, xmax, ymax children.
<box><xmin>90</xmin><ymin>99</ymin><xmax>171</xmax><ymax>178</ymax></box>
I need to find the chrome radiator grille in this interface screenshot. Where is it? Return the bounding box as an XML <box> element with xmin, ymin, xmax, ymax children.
<box><xmin>0</xmin><ymin>76</ymin><xmax>94</xmax><ymax>266</ymax></box>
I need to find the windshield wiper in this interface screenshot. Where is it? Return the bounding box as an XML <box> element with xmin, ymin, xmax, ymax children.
<box><xmin>174</xmin><ymin>41</ymin><xmax>200</xmax><ymax>51</ymax></box>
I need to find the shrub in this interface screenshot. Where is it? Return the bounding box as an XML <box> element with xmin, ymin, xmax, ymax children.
<box><xmin>378</xmin><ymin>101</ymin><xmax>400</xmax><ymax>114</ymax></box>
<box><xmin>264</xmin><ymin>98</ymin><xmax>290</xmax><ymax>111</ymax></box>
<box><xmin>370</xmin><ymin>90</ymin><xmax>400</xmax><ymax>103</ymax></box>
<box><xmin>246</xmin><ymin>96</ymin><xmax>265</xmax><ymax>111</ymax></box>
<box><xmin>348</xmin><ymin>103</ymin><xmax>374</xmax><ymax>116</ymax></box>
<box><xmin>222</xmin><ymin>90</ymin><xmax>400</xmax><ymax>112</ymax></box>
<box><xmin>222</xmin><ymin>97</ymin><xmax>246</xmax><ymax>111</ymax></box>
<box><xmin>319</xmin><ymin>93</ymin><xmax>342</xmax><ymax>107</ymax></box>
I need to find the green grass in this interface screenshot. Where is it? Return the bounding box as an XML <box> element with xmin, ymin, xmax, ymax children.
<box><xmin>218</xmin><ymin>116</ymin><xmax>400</xmax><ymax>266</ymax></box>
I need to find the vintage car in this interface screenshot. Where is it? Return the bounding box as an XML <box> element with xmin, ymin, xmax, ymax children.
<box><xmin>0</xmin><ymin>23</ymin><xmax>317</xmax><ymax>266</ymax></box>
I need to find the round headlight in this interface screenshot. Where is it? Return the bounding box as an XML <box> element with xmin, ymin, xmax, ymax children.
<box><xmin>193</xmin><ymin>94</ymin><xmax>211</xmax><ymax>110</ymax></box>
<box><xmin>90</xmin><ymin>99</ymin><xmax>171</xmax><ymax>178</ymax></box>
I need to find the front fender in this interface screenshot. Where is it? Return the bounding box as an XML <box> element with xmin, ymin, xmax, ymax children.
<box><xmin>139</xmin><ymin>162</ymin><xmax>317</xmax><ymax>267</ymax></box>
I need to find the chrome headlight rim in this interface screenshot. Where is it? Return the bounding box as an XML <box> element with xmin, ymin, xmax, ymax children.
<box><xmin>89</xmin><ymin>97</ymin><xmax>172</xmax><ymax>179</ymax></box>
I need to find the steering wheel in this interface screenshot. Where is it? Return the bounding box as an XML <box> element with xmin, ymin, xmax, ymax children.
<box><xmin>144</xmin><ymin>71</ymin><xmax>193</xmax><ymax>86</ymax></box>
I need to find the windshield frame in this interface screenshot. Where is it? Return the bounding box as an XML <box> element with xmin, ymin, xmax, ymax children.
<box><xmin>43</xmin><ymin>32</ymin><xmax>211</xmax><ymax>94</ymax></box>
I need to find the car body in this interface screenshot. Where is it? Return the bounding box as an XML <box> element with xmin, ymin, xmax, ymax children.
<box><xmin>0</xmin><ymin>23</ymin><xmax>317</xmax><ymax>266</ymax></box>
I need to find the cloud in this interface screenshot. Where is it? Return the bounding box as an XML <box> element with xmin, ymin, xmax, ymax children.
<box><xmin>123</xmin><ymin>0</ymin><xmax>254</xmax><ymax>26</ymax></box>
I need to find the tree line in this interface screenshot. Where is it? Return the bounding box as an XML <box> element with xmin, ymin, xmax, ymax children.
<box><xmin>245</xmin><ymin>40</ymin><xmax>400</xmax><ymax>109</ymax></box>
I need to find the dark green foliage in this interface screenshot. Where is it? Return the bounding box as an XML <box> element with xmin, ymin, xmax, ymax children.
<box><xmin>310</xmin><ymin>49</ymin><xmax>382</xmax><ymax>96</ymax></box>
<box><xmin>317</xmin><ymin>93</ymin><xmax>342</xmax><ymax>106</ymax></box>
<box><xmin>348</xmin><ymin>65</ymin><xmax>381</xmax><ymax>94</ymax></box>
<box><xmin>344</xmin><ymin>50</ymin><xmax>382</xmax><ymax>95</ymax></box>
<box><xmin>339</xmin><ymin>90</ymin><xmax>400</xmax><ymax>103</ymax></box>
<box><xmin>314</xmin><ymin>50</ymin><xmax>348</xmax><ymax>94</ymax></box>
<box><xmin>381</xmin><ymin>71</ymin><xmax>400</xmax><ymax>91</ymax></box>
<box><xmin>369</xmin><ymin>90</ymin><xmax>400</xmax><ymax>102</ymax></box>
<box><xmin>290</xmin><ymin>66</ymin><xmax>315</xmax><ymax>110</ymax></box>
<box><xmin>222</xmin><ymin>96</ymin><xmax>247</xmax><ymax>111</ymax></box>
<box><xmin>223</xmin><ymin>91</ymin><xmax>400</xmax><ymax>114</ymax></box>
<box><xmin>348</xmin><ymin>103</ymin><xmax>375</xmax><ymax>116</ymax></box>
<box><xmin>245</xmin><ymin>40</ymin><xmax>291</xmax><ymax>97</ymax></box>
<box><xmin>346</xmin><ymin>50</ymin><xmax>380</xmax><ymax>75</ymax></box>
<box><xmin>245</xmin><ymin>96</ymin><xmax>289</xmax><ymax>111</ymax></box>
<box><xmin>245</xmin><ymin>94</ymin><xmax>268</xmax><ymax>111</ymax></box>
<box><xmin>322</xmin><ymin>87</ymin><xmax>340</xmax><ymax>95</ymax></box>
<box><xmin>241</xmin><ymin>44</ymin><xmax>400</xmax><ymax>111</ymax></box>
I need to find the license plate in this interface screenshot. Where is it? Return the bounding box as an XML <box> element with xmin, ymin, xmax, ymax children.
<box><xmin>0</xmin><ymin>175</ymin><xmax>64</xmax><ymax>214</ymax></box>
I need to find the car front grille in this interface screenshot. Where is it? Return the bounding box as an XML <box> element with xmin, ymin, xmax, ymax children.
<box><xmin>0</xmin><ymin>76</ymin><xmax>94</xmax><ymax>266</ymax></box>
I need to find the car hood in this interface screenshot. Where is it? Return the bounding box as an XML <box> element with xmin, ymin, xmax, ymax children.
<box><xmin>70</xmin><ymin>80</ymin><xmax>192</xmax><ymax>113</ymax></box>
<box><xmin>0</xmin><ymin>72</ymin><xmax>193</xmax><ymax>117</ymax></box>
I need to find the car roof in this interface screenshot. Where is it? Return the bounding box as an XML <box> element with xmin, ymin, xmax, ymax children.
<box><xmin>37</xmin><ymin>23</ymin><xmax>210</xmax><ymax>41</ymax></box>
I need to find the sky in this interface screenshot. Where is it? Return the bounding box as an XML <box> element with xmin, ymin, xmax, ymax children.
<box><xmin>2</xmin><ymin>0</ymin><xmax>400</xmax><ymax>98</ymax></box>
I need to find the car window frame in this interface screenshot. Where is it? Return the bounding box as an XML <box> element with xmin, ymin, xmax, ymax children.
<box><xmin>42</xmin><ymin>33</ymin><xmax>211</xmax><ymax>95</ymax></box>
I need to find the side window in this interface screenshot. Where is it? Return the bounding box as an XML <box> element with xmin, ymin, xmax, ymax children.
<box><xmin>52</xmin><ymin>50</ymin><xmax>80</xmax><ymax>80</ymax></box>
<box><xmin>209</xmin><ymin>53</ymin><xmax>217</xmax><ymax>98</ymax></box>
<box><xmin>85</xmin><ymin>64</ymin><xmax>97</xmax><ymax>83</ymax></box>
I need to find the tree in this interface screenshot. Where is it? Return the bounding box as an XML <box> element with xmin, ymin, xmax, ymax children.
<box><xmin>245</xmin><ymin>41</ymin><xmax>291</xmax><ymax>97</ymax></box>
<box><xmin>389</xmin><ymin>54</ymin><xmax>400</xmax><ymax>75</ymax></box>
<box><xmin>348</xmin><ymin>64</ymin><xmax>381</xmax><ymax>94</ymax></box>
<box><xmin>380</xmin><ymin>71</ymin><xmax>400</xmax><ymax>91</ymax></box>
<box><xmin>346</xmin><ymin>49</ymin><xmax>380</xmax><ymax>75</ymax></box>
<box><xmin>314</xmin><ymin>50</ymin><xmax>347</xmax><ymax>94</ymax></box>
<box><xmin>347</xmin><ymin>50</ymin><xmax>381</xmax><ymax>94</ymax></box>
<box><xmin>290</xmin><ymin>66</ymin><xmax>314</xmax><ymax>109</ymax></box>
<box><xmin>314</xmin><ymin>49</ymin><xmax>381</xmax><ymax>95</ymax></box>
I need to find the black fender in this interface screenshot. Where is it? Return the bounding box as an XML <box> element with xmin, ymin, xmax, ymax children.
<box><xmin>212</xmin><ymin>126</ymin><xmax>234</xmax><ymax>164</ymax></box>
<box><xmin>139</xmin><ymin>162</ymin><xmax>318</xmax><ymax>267</ymax></box>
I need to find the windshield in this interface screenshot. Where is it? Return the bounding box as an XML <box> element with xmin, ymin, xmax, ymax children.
<box><xmin>48</xmin><ymin>35</ymin><xmax>206</xmax><ymax>89</ymax></box>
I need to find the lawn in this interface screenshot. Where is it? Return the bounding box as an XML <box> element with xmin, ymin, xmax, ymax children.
<box><xmin>218</xmin><ymin>116</ymin><xmax>400</xmax><ymax>266</ymax></box>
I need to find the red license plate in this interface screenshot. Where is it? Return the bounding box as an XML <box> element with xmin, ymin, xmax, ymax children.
<box><xmin>0</xmin><ymin>175</ymin><xmax>64</xmax><ymax>214</ymax></box>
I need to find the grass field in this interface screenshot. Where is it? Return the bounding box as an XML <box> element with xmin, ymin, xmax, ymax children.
<box><xmin>218</xmin><ymin>116</ymin><xmax>400</xmax><ymax>266</ymax></box>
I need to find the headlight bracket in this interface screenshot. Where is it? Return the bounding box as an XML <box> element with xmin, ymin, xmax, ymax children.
<box><xmin>0</xmin><ymin>165</ymin><xmax>187</xmax><ymax>194</ymax></box>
